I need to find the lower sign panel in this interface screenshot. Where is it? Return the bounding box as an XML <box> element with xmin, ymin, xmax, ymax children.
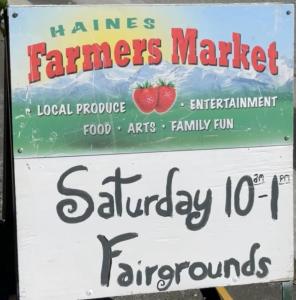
<box><xmin>14</xmin><ymin>146</ymin><xmax>293</xmax><ymax>300</ymax></box>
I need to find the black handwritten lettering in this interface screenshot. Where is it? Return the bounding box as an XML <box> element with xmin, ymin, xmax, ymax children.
<box><xmin>57</xmin><ymin>167</ymin><xmax>280</xmax><ymax>229</ymax></box>
<box><xmin>225</xmin><ymin>176</ymin><xmax>232</xmax><ymax>217</ymax></box>
<box><xmin>106</xmin><ymin>243</ymin><xmax>271</xmax><ymax>291</ymax></box>
<box><xmin>208</xmin><ymin>262</ymin><xmax>222</xmax><ymax>279</ymax></box>
<box><xmin>127</xmin><ymin>197</ymin><xmax>143</xmax><ymax>217</ymax></box>
<box><xmin>98</xmin><ymin>192</ymin><xmax>114</xmax><ymax>219</ymax></box>
<box><xmin>225</xmin><ymin>175</ymin><xmax>255</xmax><ymax>218</ymax></box>
<box><xmin>234</xmin><ymin>175</ymin><xmax>254</xmax><ymax>216</ymax></box>
<box><xmin>56</xmin><ymin>165</ymin><xmax>94</xmax><ymax>223</ymax></box>
<box><xmin>224</xmin><ymin>258</ymin><xmax>240</xmax><ymax>278</ymax></box>
<box><xmin>155</xmin><ymin>168</ymin><xmax>179</xmax><ymax>217</ymax></box>
<box><xmin>145</xmin><ymin>265</ymin><xmax>158</xmax><ymax>285</ymax></box>
<box><xmin>175</xmin><ymin>191</ymin><xmax>193</xmax><ymax>215</ymax></box>
<box><xmin>144</xmin><ymin>195</ymin><xmax>159</xmax><ymax>215</ymax></box>
<box><xmin>241</xmin><ymin>242</ymin><xmax>260</xmax><ymax>276</ymax></box>
<box><xmin>271</xmin><ymin>175</ymin><xmax>279</xmax><ymax>220</ymax></box>
<box><xmin>56</xmin><ymin>166</ymin><xmax>277</xmax><ymax>290</ymax></box>
<box><xmin>118</xmin><ymin>263</ymin><xmax>134</xmax><ymax>286</ymax></box>
<box><xmin>157</xmin><ymin>265</ymin><xmax>175</xmax><ymax>291</ymax></box>
<box><xmin>188</xmin><ymin>262</ymin><xmax>208</xmax><ymax>280</ymax></box>
<box><xmin>256</xmin><ymin>257</ymin><xmax>272</xmax><ymax>278</ymax></box>
<box><xmin>136</xmin><ymin>261</ymin><xmax>143</xmax><ymax>285</ymax></box>
<box><xmin>97</xmin><ymin>232</ymin><xmax>138</xmax><ymax>286</ymax></box>
<box><xmin>175</xmin><ymin>262</ymin><xmax>190</xmax><ymax>284</ymax></box>
<box><xmin>102</xmin><ymin>168</ymin><xmax>142</xmax><ymax>216</ymax></box>
<box><xmin>186</xmin><ymin>189</ymin><xmax>212</xmax><ymax>231</ymax></box>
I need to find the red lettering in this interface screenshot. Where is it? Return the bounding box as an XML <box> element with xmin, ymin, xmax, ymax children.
<box><xmin>171</xmin><ymin>28</ymin><xmax>197</xmax><ymax>64</ymax></box>
<box><xmin>66</xmin><ymin>46</ymin><xmax>80</xmax><ymax>74</ymax></box>
<box><xmin>199</xmin><ymin>39</ymin><xmax>217</xmax><ymax>66</ymax></box>
<box><xmin>28</xmin><ymin>42</ymin><xmax>46</xmax><ymax>83</ymax></box>
<box><xmin>114</xmin><ymin>40</ymin><xmax>131</xmax><ymax>67</ymax></box>
<box><xmin>46</xmin><ymin>50</ymin><xmax>65</xmax><ymax>79</ymax></box>
<box><xmin>268</xmin><ymin>42</ymin><xmax>278</xmax><ymax>75</ymax></box>
<box><xmin>26</xmin><ymin>30</ymin><xmax>280</xmax><ymax>84</ymax></box>
<box><xmin>82</xmin><ymin>43</ymin><xmax>113</xmax><ymax>71</ymax></box>
<box><xmin>148</xmin><ymin>39</ymin><xmax>162</xmax><ymax>64</ymax></box>
<box><xmin>132</xmin><ymin>39</ymin><xmax>147</xmax><ymax>65</ymax></box>
<box><xmin>218</xmin><ymin>42</ymin><xmax>232</xmax><ymax>67</ymax></box>
<box><xmin>251</xmin><ymin>46</ymin><xmax>266</xmax><ymax>73</ymax></box>
<box><xmin>232</xmin><ymin>32</ymin><xmax>250</xmax><ymax>70</ymax></box>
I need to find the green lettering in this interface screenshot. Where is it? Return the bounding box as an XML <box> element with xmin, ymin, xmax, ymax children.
<box><xmin>72</xmin><ymin>21</ymin><xmax>87</xmax><ymax>34</ymax></box>
<box><xmin>50</xmin><ymin>25</ymin><xmax>65</xmax><ymax>37</ymax></box>
<box><xmin>106</xmin><ymin>18</ymin><xmax>120</xmax><ymax>29</ymax></box>
<box><xmin>127</xmin><ymin>18</ymin><xmax>137</xmax><ymax>29</ymax></box>
<box><xmin>144</xmin><ymin>18</ymin><xmax>155</xmax><ymax>29</ymax></box>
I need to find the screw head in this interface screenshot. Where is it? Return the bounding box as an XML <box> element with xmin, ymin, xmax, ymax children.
<box><xmin>12</xmin><ymin>12</ymin><xmax>18</xmax><ymax>18</ymax></box>
<box><xmin>286</xmin><ymin>10</ymin><xmax>291</xmax><ymax>15</ymax></box>
<box><xmin>17</xmin><ymin>148</ymin><xmax>23</xmax><ymax>153</ymax></box>
<box><xmin>284</xmin><ymin>136</ymin><xmax>289</xmax><ymax>141</ymax></box>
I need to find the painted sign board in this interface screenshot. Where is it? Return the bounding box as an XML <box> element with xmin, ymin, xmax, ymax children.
<box><xmin>8</xmin><ymin>3</ymin><xmax>294</xmax><ymax>300</ymax></box>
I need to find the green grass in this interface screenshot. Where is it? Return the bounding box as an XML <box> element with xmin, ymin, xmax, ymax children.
<box><xmin>11</xmin><ymin>92</ymin><xmax>293</xmax><ymax>158</ymax></box>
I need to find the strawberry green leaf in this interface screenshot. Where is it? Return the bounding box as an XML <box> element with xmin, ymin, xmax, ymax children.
<box><xmin>134</xmin><ymin>81</ymin><xmax>153</xmax><ymax>89</ymax></box>
<box><xmin>158</xmin><ymin>79</ymin><xmax>175</xmax><ymax>87</ymax></box>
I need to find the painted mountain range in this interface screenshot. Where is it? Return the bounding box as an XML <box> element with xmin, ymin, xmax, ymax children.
<box><xmin>12</xmin><ymin>58</ymin><xmax>293</xmax><ymax>102</ymax></box>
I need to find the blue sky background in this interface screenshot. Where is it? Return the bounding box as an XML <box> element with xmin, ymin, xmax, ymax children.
<box><xmin>8</xmin><ymin>3</ymin><xmax>294</xmax><ymax>88</ymax></box>
<box><xmin>175</xmin><ymin>4</ymin><xmax>294</xmax><ymax>59</ymax></box>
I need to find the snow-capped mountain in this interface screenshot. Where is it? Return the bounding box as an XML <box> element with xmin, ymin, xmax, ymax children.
<box><xmin>12</xmin><ymin>58</ymin><xmax>293</xmax><ymax>102</ymax></box>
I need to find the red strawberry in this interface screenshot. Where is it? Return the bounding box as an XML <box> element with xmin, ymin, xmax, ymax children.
<box><xmin>155</xmin><ymin>81</ymin><xmax>176</xmax><ymax>113</ymax></box>
<box><xmin>133</xmin><ymin>82</ymin><xmax>158</xmax><ymax>113</ymax></box>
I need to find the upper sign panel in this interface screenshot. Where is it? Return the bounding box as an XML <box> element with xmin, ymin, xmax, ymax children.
<box><xmin>9</xmin><ymin>4</ymin><xmax>294</xmax><ymax>158</ymax></box>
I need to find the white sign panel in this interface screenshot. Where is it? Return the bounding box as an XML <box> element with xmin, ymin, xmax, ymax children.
<box><xmin>15</xmin><ymin>147</ymin><xmax>293</xmax><ymax>299</ymax></box>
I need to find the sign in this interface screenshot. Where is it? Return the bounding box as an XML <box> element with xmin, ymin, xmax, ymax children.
<box><xmin>8</xmin><ymin>4</ymin><xmax>294</xmax><ymax>300</ymax></box>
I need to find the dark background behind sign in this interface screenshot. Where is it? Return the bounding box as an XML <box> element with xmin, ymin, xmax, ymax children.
<box><xmin>1</xmin><ymin>0</ymin><xmax>295</xmax><ymax>299</ymax></box>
